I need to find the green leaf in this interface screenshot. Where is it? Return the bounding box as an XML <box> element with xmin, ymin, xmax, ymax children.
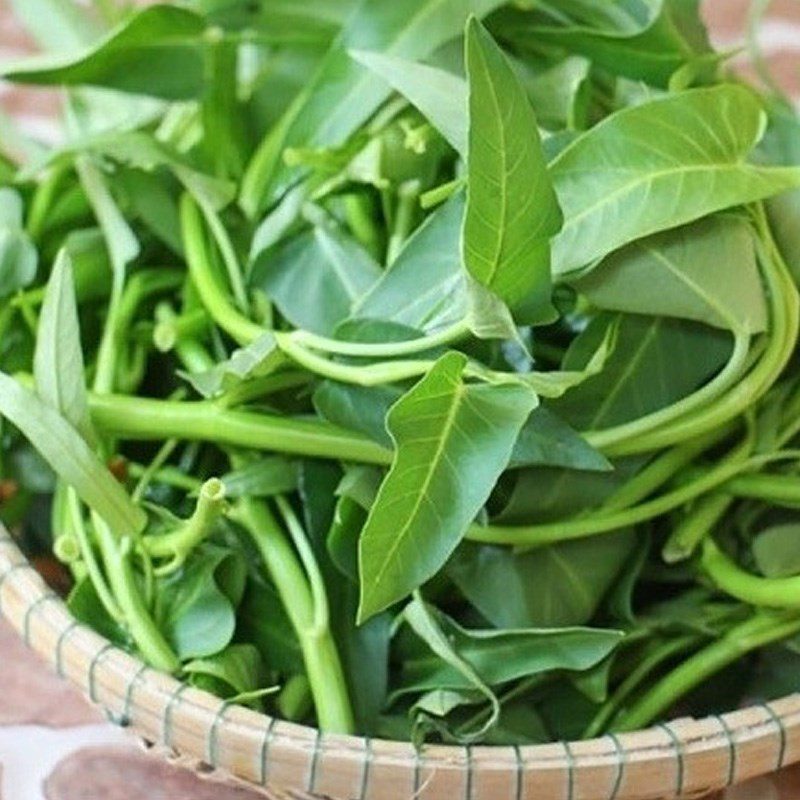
<box><xmin>400</xmin><ymin>597</ymin><xmax>499</xmax><ymax>740</ymax></box>
<box><xmin>240</xmin><ymin>0</ymin><xmax>508</xmax><ymax>212</ymax></box>
<box><xmin>156</xmin><ymin>543</ymin><xmax>246</xmax><ymax>661</ymax></box>
<box><xmin>400</xmin><ymin>596</ymin><xmax>623</xmax><ymax>693</ymax></box>
<box><xmin>184</xmin><ymin>643</ymin><xmax>270</xmax><ymax>701</ymax></box>
<box><xmin>753</xmin><ymin>525</ymin><xmax>800</xmax><ymax>579</ymax></box>
<box><xmin>550</xmin><ymin>85</ymin><xmax>800</xmax><ymax>276</ymax></box>
<box><xmin>350</xmin><ymin>50</ymin><xmax>468</xmax><ymax>155</ymax></box>
<box><xmin>574</xmin><ymin>216</ymin><xmax>768</xmax><ymax>333</ymax></box>
<box><xmin>76</xmin><ymin>157</ymin><xmax>140</xmax><ymax>284</ymax></box>
<box><xmin>3</xmin><ymin>5</ymin><xmax>208</xmax><ymax>100</ymax></box>
<box><xmin>357</xmin><ymin>352</ymin><xmax>537</xmax><ymax>621</ymax></box>
<box><xmin>463</xmin><ymin>18</ymin><xmax>562</xmax><ymax>320</ymax></box>
<box><xmin>352</xmin><ymin>192</ymin><xmax>467</xmax><ymax>332</ymax></box>
<box><xmin>314</xmin><ymin>382</ymin><xmax>403</xmax><ymax>449</ymax></box>
<box><xmin>181</xmin><ymin>332</ymin><xmax>279</xmax><ymax>398</ymax></box>
<box><xmin>251</xmin><ymin>223</ymin><xmax>382</xmax><ymax>336</ymax></box>
<box><xmin>510</xmin><ymin>407</ymin><xmax>610</xmax><ymax>470</ymax></box>
<box><xmin>34</xmin><ymin>251</ymin><xmax>96</xmax><ymax>446</ymax></box>
<box><xmin>238</xmin><ymin>577</ymin><xmax>304</xmax><ymax>673</ymax></box>
<box><xmin>502</xmin><ymin>0</ymin><xmax>712</xmax><ymax>87</ymax></box>
<box><xmin>198</xmin><ymin>0</ymin><xmax>356</xmax><ymax>43</ymax></box>
<box><xmin>0</xmin><ymin>189</ymin><xmax>38</xmax><ymax>300</ymax></box>
<box><xmin>219</xmin><ymin>457</ymin><xmax>299</xmax><ymax>499</ymax></box>
<box><xmin>448</xmin><ymin>529</ymin><xmax>636</xmax><ymax>628</ymax></box>
<box><xmin>550</xmin><ymin>313</ymin><xmax>733</xmax><ymax>430</ymax></box>
<box><xmin>0</xmin><ymin>373</ymin><xmax>146</xmax><ymax>537</ymax></box>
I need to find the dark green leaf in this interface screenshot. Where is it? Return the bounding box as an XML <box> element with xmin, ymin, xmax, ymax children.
<box><xmin>574</xmin><ymin>216</ymin><xmax>767</xmax><ymax>333</ymax></box>
<box><xmin>448</xmin><ymin>530</ymin><xmax>636</xmax><ymax>627</ymax></box>
<box><xmin>251</xmin><ymin>224</ymin><xmax>382</xmax><ymax>335</ymax></box>
<box><xmin>156</xmin><ymin>544</ymin><xmax>246</xmax><ymax>661</ymax></box>
<box><xmin>550</xmin><ymin>313</ymin><xmax>732</xmax><ymax>430</ymax></box>
<box><xmin>400</xmin><ymin>597</ymin><xmax>623</xmax><ymax>693</ymax></box>
<box><xmin>352</xmin><ymin>193</ymin><xmax>467</xmax><ymax>331</ymax></box>
<box><xmin>510</xmin><ymin>407</ymin><xmax>610</xmax><ymax>470</ymax></box>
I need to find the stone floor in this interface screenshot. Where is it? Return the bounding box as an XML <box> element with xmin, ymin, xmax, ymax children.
<box><xmin>1</xmin><ymin>0</ymin><xmax>800</xmax><ymax>798</ymax></box>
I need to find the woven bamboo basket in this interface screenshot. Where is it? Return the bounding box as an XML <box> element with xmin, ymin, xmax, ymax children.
<box><xmin>1</xmin><ymin>524</ymin><xmax>798</xmax><ymax>800</ymax></box>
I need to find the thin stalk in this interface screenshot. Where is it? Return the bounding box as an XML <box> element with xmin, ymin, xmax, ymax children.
<box><xmin>86</xmin><ymin>390</ymin><xmax>391</xmax><ymax>465</ymax></box>
<box><xmin>288</xmin><ymin>320</ymin><xmax>469</xmax><ymax>359</ymax></box>
<box><xmin>66</xmin><ymin>490</ymin><xmax>124</xmax><ymax>622</ymax></box>
<box><xmin>468</xmin><ymin>449</ymin><xmax>800</xmax><ymax>547</ymax></box>
<box><xmin>275</xmin><ymin>332</ymin><xmax>435</xmax><ymax>386</ymax></box>
<box><xmin>582</xmin><ymin>634</ymin><xmax>702</xmax><ymax>739</ymax></box>
<box><xmin>601</xmin><ymin>423</ymin><xmax>736</xmax><ymax>512</ymax></box>
<box><xmin>234</xmin><ymin>497</ymin><xmax>354</xmax><ymax>733</ymax></box>
<box><xmin>180</xmin><ymin>194</ymin><xmax>264</xmax><ymax>344</ymax></box>
<box><xmin>92</xmin><ymin>513</ymin><xmax>179</xmax><ymax>673</ymax></box>
<box><xmin>612</xmin><ymin>611</ymin><xmax>800</xmax><ymax>732</ymax></box>
<box><xmin>723</xmin><ymin>472</ymin><xmax>800</xmax><ymax>507</ymax></box>
<box><xmin>586</xmin><ymin>330</ymin><xmax>751</xmax><ymax>453</ymax></box>
<box><xmin>591</xmin><ymin>224</ymin><xmax>799</xmax><ymax>456</ymax></box>
<box><xmin>702</xmin><ymin>538</ymin><xmax>800</xmax><ymax>608</ymax></box>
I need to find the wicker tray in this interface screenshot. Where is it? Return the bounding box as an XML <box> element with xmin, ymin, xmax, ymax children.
<box><xmin>1</xmin><ymin>524</ymin><xmax>797</xmax><ymax>800</ymax></box>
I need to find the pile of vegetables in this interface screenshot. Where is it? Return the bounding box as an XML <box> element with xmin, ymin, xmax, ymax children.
<box><xmin>2</xmin><ymin>0</ymin><xmax>800</xmax><ymax>746</ymax></box>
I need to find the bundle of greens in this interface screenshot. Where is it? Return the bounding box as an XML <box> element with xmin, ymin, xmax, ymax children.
<box><xmin>2</xmin><ymin>0</ymin><xmax>800</xmax><ymax>745</ymax></box>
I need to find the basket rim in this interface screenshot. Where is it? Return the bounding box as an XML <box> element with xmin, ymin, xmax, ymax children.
<box><xmin>2</xmin><ymin>523</ymin><xmax>799</xmax><ymax>800</ymax></box>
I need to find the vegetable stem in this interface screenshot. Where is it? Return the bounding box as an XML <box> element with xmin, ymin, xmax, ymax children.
<box><xmin>612</xmin><ymin>612</ymin><xmax>800</xmax><ymax>731</ymax></box>
<box><xmin>86</xmin><ymin>390</ymin><xmax>391</xmax><ymax>465</ymax></box>
<box><xmin>234</xmin><ymin>497</ymin><xmax>354</xmax><ymax>733</ymax></box>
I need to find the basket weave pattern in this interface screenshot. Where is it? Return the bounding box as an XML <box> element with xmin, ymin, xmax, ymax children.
<box><xmin>2</xmin><ymin>526</ymin><xmax>799</xmax><ymax>799</ymax></box>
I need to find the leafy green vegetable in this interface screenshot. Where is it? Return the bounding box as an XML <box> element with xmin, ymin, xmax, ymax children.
<box><xmin>550</xmin><ymin>85</ymin><xmax>800</xmax><ymax>275</ymax></box>
<box><xmin>4</xmin><ymin>0</ymin><xmax>800</xmax><ymax>750</ymax></box>
<box><xmin>358</xmin><ymin>352</ymin><xmax>536</xmax><ymax>621</ymax></box>
<box><xmin>463</xmin><ymin>18</ymin><xmax>562</xmax><ymax>321</ymax></box>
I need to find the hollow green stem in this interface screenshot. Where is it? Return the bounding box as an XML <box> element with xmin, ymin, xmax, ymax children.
<box><xmin>180</xmin><ymin>193</ymin><xmax>265</xmax><ymax>344</ymax></box>
<box><xmin>234</xmin><ymin>496</ymin><xmax>354</xmax><ymax>733</ymax></box>
<box><xmin>702</xmin><ymin>538</ymin><xmax>800</xmax><ymax>608</ymax></box>
<box><xmin>582</xmin><ymin>634</ymin><xmax>702</xmax><ymax>739</ymax></box>
<box><xmin>143</xmin><ymin>478</ymin><xmax>227</xmax><ymax>573</ymax></box>
<box><xmin>587</xmin><ymin>330</ymin><xmax>751</xmax><ymax>454</ymax></box>
<box><xmin>86</xmin><ymin>390</ymin><xmax>391</xmax><ymax>465</ymax></box>
<box><xmin>288</xmin><ymin>320</ymin><xmax>470</xmax><ymax>359</ymax></box>
<box><xmin>469</xmin><ymin>449</ymin><xmax>800</xmax><ymax>547</ymax></box>
<box><xmin>723</xmin><ymin>472</ymin><xmax>800</xmax><ymax>507</ymax></box>
<box><xmin>92</xmin><ymin>513</ymin><xmax>179</xmax><ymax>673</ymax></box>
<box><xmin>612</xmin><ymin>611</ymin><xmax>800</xmax><ymax>732</ymax></box>
<box><xmin>127</xmin><ymin>462</ymin><xmax>203</xmax><ymax>493</ymax></box>
<box><xmin>602</xmin><ymin>423</ymin><xmax>736</xmax><ymax>512</ymax></box>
